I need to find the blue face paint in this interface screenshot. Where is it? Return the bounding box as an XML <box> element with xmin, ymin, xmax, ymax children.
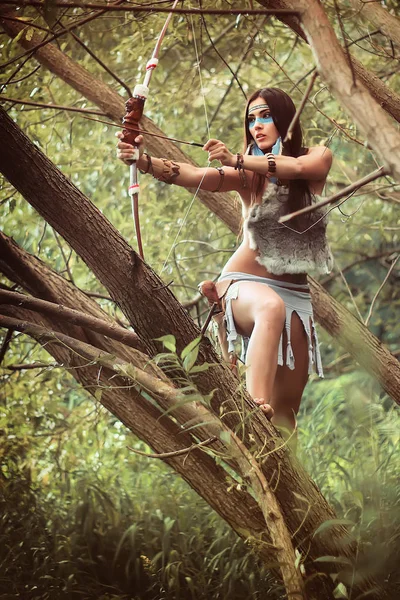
<box><xmin>248</xmin><ymin>115</ymin><xmax>274</xmax><ymax>129</ymax></box>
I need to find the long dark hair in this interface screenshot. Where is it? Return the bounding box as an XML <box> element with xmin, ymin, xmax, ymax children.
<box><xmin>244</xmin><ymin>87</ymin><xmax>312</xmax><ymax>225</ymax></box>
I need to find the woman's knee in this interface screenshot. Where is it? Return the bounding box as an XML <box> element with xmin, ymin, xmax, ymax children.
<box><xmin>254</xmin><ymin>293</ymin><xmax>286</xmax><ymax>324</ymax></box>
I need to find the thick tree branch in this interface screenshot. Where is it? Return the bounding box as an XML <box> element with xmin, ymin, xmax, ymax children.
<box><xmin>2</xmin><ymin>105</ymin><xmax>399</xmax><ymax>412</ymax></box>
<box><xmin>280</xmin><ymin>167</ymin><xmax>389</xmax><ymax>222</ymax></box>
<box><xmin>0</xmin><ymin>2</ymin><xmax>300</xmax><ymax>16</ymax></box>
<box><xmin>0</xmin><ymin>95</ymin><xmax>105</xmax><ymax>116</ymax></box>
<box><xmin>0</xmin><ymin>327</ymin><xmax>13</xmax><ymax>365</ymax></box>
<box><xmin>0</xmin><ymin>136</ymin><xmax>363</xmax><ymax>599</ymax></box>
<box><xmin>0</xmin><ymin>289</ymin><xmax>143</xmax><ymax>351</ymax></box>
<box><xmin>349</xmin><ymin>0</ymin><xmax>400</xmax><ymax>49</ymax></box>
<box><xmin>0</xmin><ymin>307</ymin><xmax>281</xmax><ymax>571</ymax></box>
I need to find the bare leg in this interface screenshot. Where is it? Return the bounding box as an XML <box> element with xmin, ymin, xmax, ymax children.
<box><xmin>270</xmin><ymin>312</ymin><xmax>310</xmax><ymax>439</ymax></box>
<box><xmin>230</xmin><ymin>282</ymin><xmax>286</xmax><ymax>418</ymax></box>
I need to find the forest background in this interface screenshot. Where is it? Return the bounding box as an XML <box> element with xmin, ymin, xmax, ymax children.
<box><xmin>0</xmin><ymin>1</ymin><xmax>399</xmax><ymax>599</ymax></box>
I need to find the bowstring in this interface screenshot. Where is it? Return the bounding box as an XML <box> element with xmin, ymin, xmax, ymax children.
<box><xmin>161</xmin><ymin>10</ymin><xmax>211</xmax><ymax>275</ymax></box>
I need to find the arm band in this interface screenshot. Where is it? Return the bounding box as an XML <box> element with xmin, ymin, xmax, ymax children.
<box><xmin>212</xmin><ymin>167</ymin><xmax>225</xmax><ymax>192</ymax></box>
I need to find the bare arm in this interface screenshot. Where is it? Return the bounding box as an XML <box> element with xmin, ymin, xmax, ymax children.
<box><xmin>242</xmin><ymin>146</ymin><xmax>332</xmax><ymax>181</ymax></box>
<box><xmin>204</xmin><ymin>138</ymin><xmax>333</xmax><ymax>182</ymax></box>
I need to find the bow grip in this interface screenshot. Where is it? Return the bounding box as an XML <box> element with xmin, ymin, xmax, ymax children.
<box><xmin>121</xmin><ymin>81</ymin><xmax>148</xmax><ymax>145</ymax></box>
<box><xmin>121</xmin><ymin>95</ymin><xmax>145</xmax><ymax>148</ymax></box>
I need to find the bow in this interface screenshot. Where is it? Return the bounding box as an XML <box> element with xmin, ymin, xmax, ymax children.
<box><xmin>121</xmin><ymin>0</ymin><xmax>180</xmax><ymax>259</ymax></box>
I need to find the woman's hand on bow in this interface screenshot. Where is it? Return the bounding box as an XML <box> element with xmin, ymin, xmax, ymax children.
<box><xmin>116</xmin><ymin>132</ymin><xmax>145</xmax><ymax>165</ymax></box>
<box><xmin>203</xmin><ymin>139</ymin><xmax>235</xmax><ymax>168</ymax></box>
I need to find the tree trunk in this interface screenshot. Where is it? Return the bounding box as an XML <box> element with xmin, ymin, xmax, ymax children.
<box><xmin>0</xmin><ymin>231</ymin><xmax>337</xmax><ymax>599</ymax></box>
<box><xmin>0</xmin><ymin>233</ymin><xmax>276</xmax><ymax>551</ymax></box>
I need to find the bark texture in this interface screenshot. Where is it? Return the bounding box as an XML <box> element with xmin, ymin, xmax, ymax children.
<box><xmin>0</xmin><ymin>234</ymin><xmax>337</xmax><ymax>599</ymax></box>
<box><xmin>349</xmin><ymin>0</ymin><xmax>400</xmax><ymax>49</ymax></box>
<box><xmin>1</xmin><ymin>103</ymin><xmax>399</xmax><ymax>406</ymax></box>
<box><xmin>0</xmin><ymin>233</ymin><xmax>274</xmax><ymax>550</ymax></box>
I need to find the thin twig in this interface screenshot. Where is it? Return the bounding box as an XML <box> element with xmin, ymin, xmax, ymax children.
<box><xmin>364</xmin><ymin>255</ymin><xmax>399</xmax><ymax>327</ymax></box>
<box><xmin>209</xmin><ymin>16</ymin><xmax>267</xmax><ymax>127</ymax></box>
<box><xmin>200</xmin><ymin>303</ymin><xmax>218</xmax><ymax>337</ymax></box>
<box><xmin>0</xmin><ymin>95</ymin><xmax>106</xmax><ymax>116</ymax></box>
<box><xmin>5</xmin><ymin>361</ymin><xmax>56</xmax><ymax>370</ymax></box>
<box><xmin>0</xmin><ymin>289</ymin><xmax>142</xmax><ymax>350</ymax></box>
<box><xmin>0</xmin><ymin>46</ymin><xmax>36</xmax><ymax>94</ymax></box>
<box><xmin>53</xmin><ymin>231</ymin><xmax>75</xmax><ymax>284</ymax></box>
<box><xmin>3</xmin><ymin>63</ymin><xmax>41</xmax><ymax>86</ymax></box>
<box><xmin>321</xmin><ymin>249</ymin><xmax>400</xmax><ymax>286</ymax></box>
<box><xmin>200</xmin><ymin>12</ymin><xmax>247</xmax><ymax>101</ymax></box>
<box><xmin>0</xmin><ymin>328</ymin><xmax>14</xmax><ymax>365</ymax></box>
<box><xmin>84</xmin><ymin>114</ymin><xmax>204</xmax><ymax>147</ymax></box>
<box><xmin>265</xmin><ymin>49</ymin><xmax>366</xmax><ymax>147</ymax></box>
<box><xmin>0</xmin><ymin>13</ymin><xmax>53</xmax><ymax>34</ymax></box>
<box><xmin>338</xmin><ymin>269</ymin><xmax>364</xmax><ymax>322</ymax></box>
<box><xmin>127</xmin><ymin>436</ymin><xmax>217</xmax><ymax>459</ymax></box>
<box><xmin>0</xmin><ymin>0</ymin><xmax>128</xmax><ymax>70</ymax></box>
<box><xmin>333</xmin><ymin>0</ymin><xmax>357</xmax><ymax>87</ymax></box>
<box><xmin>285</xmin><ymin>71</ymin><xmax>318</xmax><ymax>142</ymax></box>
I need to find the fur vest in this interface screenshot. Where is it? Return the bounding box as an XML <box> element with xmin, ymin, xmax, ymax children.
<box><xmin>244</xmin><ymin>183</ymin><xmax>333</xmax><ymax>275</ymax></box>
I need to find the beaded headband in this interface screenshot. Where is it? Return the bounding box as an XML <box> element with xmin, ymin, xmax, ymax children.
<box><xmin>248</xmin><ymin>103</ymin><xmax>270</xmax><ymax>115</ymax></box>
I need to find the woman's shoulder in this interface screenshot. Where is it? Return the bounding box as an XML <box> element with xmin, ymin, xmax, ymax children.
<box><xmin>306</xmin><ymin>145</ymin><xmax>333</xmax><ymax>162</ymax></box>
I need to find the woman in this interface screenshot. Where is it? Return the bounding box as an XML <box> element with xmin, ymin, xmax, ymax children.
<box><xmin>117</xmin><ymin>87</ymin><xmax>333</xmax><ymax>433</ymax></box>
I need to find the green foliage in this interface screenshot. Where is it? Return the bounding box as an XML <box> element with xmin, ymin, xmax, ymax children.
<box><xmin>1</xmin><ymin>0</ymin><xmax>400</xmax><ymax>597</ymax></box>
<box><xmin>0</xmin><ymin>372</ymin><xmax>279</xmax><ymax>600</ymax></box>
<box><xmin>299</xmin><ymin>374</ymin><xmax>400</xmax><ymax>596</ymax></box>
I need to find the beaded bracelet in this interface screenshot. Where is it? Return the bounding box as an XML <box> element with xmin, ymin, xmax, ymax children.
<box><xmin>265</xmin><ymin>152</ymin><xmax>277</xmax><ymax>176</ymax></box>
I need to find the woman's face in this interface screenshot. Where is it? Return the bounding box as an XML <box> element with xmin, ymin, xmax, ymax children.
<box><xmin>248</xmin><ymin>96</ymin><xmax>280</xmax><ymax>151</ymax></box>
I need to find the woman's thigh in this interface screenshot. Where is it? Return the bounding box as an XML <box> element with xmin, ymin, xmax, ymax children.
<box><xmin>230</xmin><ymin>281</ymin><xmax>286</xmax><ymax>337</ymax></box>
<box><xmin>271</xmin><ymin>311</ymin><xmax>310</xmax><ymax>414</ymax></box>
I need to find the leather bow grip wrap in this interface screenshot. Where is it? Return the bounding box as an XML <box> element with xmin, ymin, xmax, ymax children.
<box><xmin>121</xmin><ymin>95</ymin><xmax>146</xmax><ymax>146</ymax></box>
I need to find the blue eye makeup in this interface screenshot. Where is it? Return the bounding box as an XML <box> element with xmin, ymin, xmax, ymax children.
<box><xmin>248</xmin><ymin>115</ymin><xmax>273</xmax><ymax>128</ymax></box>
